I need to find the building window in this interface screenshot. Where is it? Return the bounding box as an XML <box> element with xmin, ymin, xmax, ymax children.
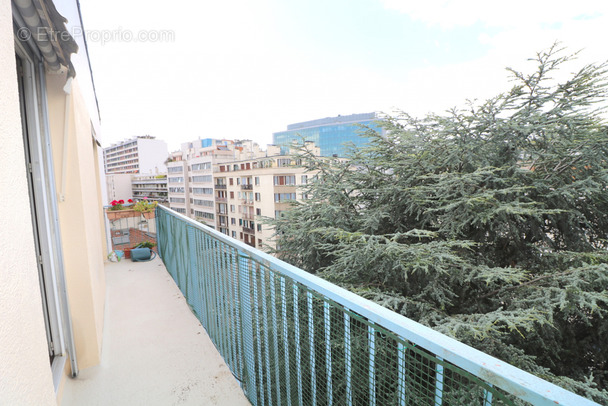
<box><xmin>301</xmin><ymin>175</ymin><xmax>308</xmax><ymax>184</ymax></box>
<box><xmin>193</xmin><ymin>188</ymin><xmax>213</xmax><ymax>195</ymax></box>
<box><xmin>256</xmin><ymin>208</ymin><xmax>261</xmax><ymax>215</ymax></box>
<box><xmin>192</xmin><ymin>162</ymin><xmax>212</xmax><ymax>171</ymax></box>
<box><xmin>257</xmin><ymin>224</ymin><xmax>262</xmax><ymax>232</ymax></box>
<box><xmin>192</xmin><ymin>175</ymin><xmax>212</xmax><ymax>182</ymax></box>
<box><xmin>255</xmin><ymin>176</ymin><xmax>260</xmax><ymax>185</ymax></box>
<box><xmin>231</xmin><ymin>218</ymin><xmax>236</xmax><ymax>225</ymax></box>
<box><xmin>230</xmin><ymin>191</ymin><xmax>234</xmax><ymax>199</ymax></box>
<box><xmin>274</xmin><ymin>193</ymin><xmax>297</xmax><ymax>202</ymax></box>
<box><xmin>194</xmin><ymin>211</ymin><xmax>215</xmax><ymax>220</ymax></box>
<box><xmin>255</xmin><ymin>192</ymin><xmax>261</xmax><ymax>202</ymax></box>
<box><xmin>232</xmin><ymin>231</ymin><xmax>237</xmax><ymax>238</ymax></box>
<box><xmin>230</xmin><ymin>204</ymin><xmax>236</xmax><ymax>213</ymax></box>
<box><xmin>229</xmin><ymin>178</ymin><xmax>234</xmax><ymax>185</ymax></box>
<box><xmin>277</xmin><ymin>158</ymin><xmax>291</xmax><ymax>167</ymax></box>
<box><xmin>273</xmin><ymin>175</ymin><xmax>296</xmax><ymax>186</ymax></box>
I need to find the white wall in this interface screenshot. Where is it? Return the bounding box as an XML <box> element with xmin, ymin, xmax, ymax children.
<box><xmin>0</xmin><ymin>0</ymin><xmax>58</xmax><ymax>403</ymax></box>
<box><xmin>106</xmin><ymin>174</ymin><xmax>133</xmax><ymax>203</ymax></box>
<box><xmin>137</xmin><ymin>138</ymin><xmax>168</xmax><ymax>174</ymax></box>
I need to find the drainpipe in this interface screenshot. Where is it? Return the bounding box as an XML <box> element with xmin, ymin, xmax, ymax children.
<box><xmin>60</xmin><ymin>77</ymin><xmax>73</xmax><ymax>201</ymax></box>
<box><xmin>55</xmin><ymin>72</ymin><xmax>79</xmax><ymax>377</ymax></box>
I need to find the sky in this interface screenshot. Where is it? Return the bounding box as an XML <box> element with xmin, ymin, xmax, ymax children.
<box><xmin>78</xmin><ymin>0</ymin><xmax>608</xmax><ymax>151</ymax></box>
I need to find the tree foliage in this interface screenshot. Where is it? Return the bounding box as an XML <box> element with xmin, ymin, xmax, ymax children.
<box><xmin>269</xmin><ymin>45</ymin><xmax>608</xmax><ymax>403</ymax></box>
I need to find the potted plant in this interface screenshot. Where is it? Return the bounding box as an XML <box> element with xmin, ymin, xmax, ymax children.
<box><xmin>106</xmin><ymin>199</ymin><xmax>135</xmax><ymax>220</ymax></box>
<box><xmin>133</xmin><ymin>198</ymin><xmax>158</xmax><ymax>219</ymax></box>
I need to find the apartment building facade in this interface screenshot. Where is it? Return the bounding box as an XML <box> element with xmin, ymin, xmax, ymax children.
<box><xmin>167</xmin><ymin>139</ymin><xmax>263</xmax><ymax>227</ymax></box>
<box><xmin>213</xmin><ymin>144</ymin><xmax>320</xmax><ymax>249</ymax></box>
<box><xmin>131</xmin><ymin>174</ymin><xmax>168</xmax><ymax>202</ymax></box>
<box><xmin>103</xmin><ymin>135</ymin><xmax>168</xmax><ymax>174</ymax></box>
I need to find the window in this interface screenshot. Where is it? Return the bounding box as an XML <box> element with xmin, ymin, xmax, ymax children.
<box><xmin>193</xmin><ymin>199</ymin><xmax>214</xmax><ymax>207</ymax></box>
<box><xmin>192</xmin><ymin>162</ymin><xmax>212</xmax><ymax>171</ymax></box>
<box><xmin>232</xmin><ymin>231</ymin><xmax>237</xmax><ymax>238</ymax></box>
<box><xmin>229</xmin><ymin>178</ymin><xmax>234</xmax><ymax>185</ymax></box>
<box><xmin>194</xmin><ymin>211</ymin><xmax>214</xmax><ymax>220</ymax></box>
<box><xmin>231</xmin><ymin>218</ymin><xmax>236</xmax><ymax>225</ymax></box>
<box><xmin>169</xmin><ymin>197</ymin><xmax>186</xmax><ymax>203</ymax></box>
<box><xmin>16</xmin><ymin>42</ymin><xmax>77</xmax><ymax>380</ymax></box>
<box><xmin>273</xmin><ymin>175</ymin><xmax>296</xmax><ymax>186</ymax></box>
<box><xmin>301</xmin><ymin>175</ymin><xmax>308</xmax><ymax>184</ymax></box>
<box><xmin>255</xmin><ymin>177</ymin><xmax>260</xmax><ymax>185</ymax></box>
<box><xmin>256</xmin><ymin>208</ymin><xmax>261</xmax><ymax>215</ymax></box>
<box><xmin>168</xmin><ymin>177</ymin><xmax>184</xmax><ymax>183</ymax></box>
<box><xmin>230</xmin><ymin>191</ymin><xmax>235</xmax><ymax>199</ymax></box>
<box><xmin>174</xmin><ymin>207</ymin><xmax>187</xmax><ymax>214</ymax></box>
<box><xmin>275</xmin><ymin>210</ymin><xmax>284</xmax><ymax>219</ymax></box>
<box><xmin>230</xmin><ymin>204</ymin><xmax>236</xmax><ymax>213</ymax></box>
<box><xmin>257</xmin><ymin>224</ymin><xmax>262</xmax><ymax>232</ymax></box>
<box><xmin>274</xmin><ymin>193</ymin><xmax>297</xmax><ymax>202</ymax></box>
<box><xmin>277</xmin><ymin>158</ymin><xmax>291</xmax><ymax>167</ymax></box>
<box><xmin>169</xmin><ymin>187</ymin><xmax>185</xmax><ymax>193</ymax></box>
<box><xmin>255</xmin><ymin>193</ymin><xmax>261</xmax><ymax>202</ymax></box>
<box><xmin>192</xmin><ymin>175</ymin><xmax>212</xmax><ymax>183</ymax></box>
<box><xmin>168</xmin><ymin>166</ymin><xmax>183</xmax><ymax>173</ymax></box>
<box><xmin>192</xmin><ymin>188</ymin><xmax>213</xmax><ymax>195</ymax></box>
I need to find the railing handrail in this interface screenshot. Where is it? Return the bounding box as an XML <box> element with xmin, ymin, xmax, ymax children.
<box><xmin>156</xmin><ymin>205</ymin><xmax>598</xmax><ymax>406</ymax></box>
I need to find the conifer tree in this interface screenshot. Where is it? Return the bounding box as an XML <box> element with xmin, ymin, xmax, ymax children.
<box><xmin>270</xmin><ymin>45</ymin><xmax>608</xmax><ymax>403</ymax></box>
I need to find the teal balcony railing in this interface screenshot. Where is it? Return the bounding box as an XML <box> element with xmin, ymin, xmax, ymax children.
<box><xmin>155</xmin><ymin>205</ymin><xmax>598</xmax><ymax>406</ymax></box>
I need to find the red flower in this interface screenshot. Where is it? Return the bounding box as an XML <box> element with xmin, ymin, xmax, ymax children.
<box><xmin>118</xmin><ymin>200</ymin><xmax>125</xmax><ymax>204</ymax></box>
<box><xmin>111</xmin><ymin>200</ymin><xmax>118</xmax><ymax>206</ymax></box>
<box><xmin>128</xmin><ymin>199</ymin><xmax>133</xmax><ymax>203</ymax></box>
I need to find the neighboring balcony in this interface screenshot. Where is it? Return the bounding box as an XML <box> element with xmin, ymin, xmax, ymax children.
<box><xmin>241</xmin><ymin>184</ymin><xmax>253</xmax><ymax>190</ymax></box>
<box><xmin>70</xmin><ymin>206</ymin><xmax>596</xmax><ymax>406</ymax></box>
<box><xmin>215</xmin><ymin>184</ymin><xmax>227</xmax><ymax>190</ymax></box>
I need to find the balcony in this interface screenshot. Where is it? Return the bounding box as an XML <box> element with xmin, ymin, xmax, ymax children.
<box><xmin>242</xmin><ymin>226</ymin><xmax>255</xmax><ymax>234</ymax></box>
<box><xmin>216</xmin><ymin>197</ymin><xmax>227</xmax><ymax>202</ymax></box>
<box><xmin>242</xmin><ymin>212</ymin><xmax>254</xmax><ymax>220</ymax></box>
<box><xmin>241</xmin><ymin>184</ymin><xmax>253</xmax><ymax>190</ymax></box>
<box><xmin>67</xmin><ymin>206</ymin><xmax>595</xmax><ymax>406</ymax></box>
<box><xmin>61</xmin><ymin>256</ymin><xmax>250</xmax><ymax>405</ymax></box>
<box><xmin>215</xmin><ymin>184</ymin><xmax>227</xmax><ymax>189</ymax></box>
<box><xmin>241</xmin><ymin>200</ymin><xmax>254</xmax><ymax>206</ymax></box>
<box><xmin>147</xmin><ymin>206</ymin><xmax>594</xmax><ymax>406</ymax></box>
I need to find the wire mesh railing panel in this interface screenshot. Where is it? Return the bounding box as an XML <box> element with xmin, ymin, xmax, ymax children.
<box><xmin>155</xmin><ymin>206</ymin><xmax>599</xmax><ymax>406</ymax></box>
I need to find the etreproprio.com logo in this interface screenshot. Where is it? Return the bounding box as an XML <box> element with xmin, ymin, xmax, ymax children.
<box><xmin>17</xmin><ymin>26</ymin><xmax>175</xmax><ymax>46</ymax></box>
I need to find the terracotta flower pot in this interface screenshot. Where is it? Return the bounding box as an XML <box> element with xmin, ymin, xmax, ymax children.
<box><xmin>123</xmin><ymin>248</ymin><xmax>132</xmax><ymax>259</ymax></box>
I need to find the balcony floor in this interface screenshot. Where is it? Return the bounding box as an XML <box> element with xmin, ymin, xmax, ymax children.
<box><xmin>61</xmin><ymin>257</ymin><xmax>250</xmax><ymax>406</ymax></box>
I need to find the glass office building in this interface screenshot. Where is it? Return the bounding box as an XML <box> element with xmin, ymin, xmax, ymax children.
<box><xmin>272</xmin><ymin>112</ymin><xmax>383</xmax><ymax>157</ymax></box>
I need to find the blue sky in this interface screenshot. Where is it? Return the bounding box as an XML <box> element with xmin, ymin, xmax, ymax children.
<box><xmin>80</xmin><ymin>0</ymin><xmax>608</xmax><ymax>150</ymax></box>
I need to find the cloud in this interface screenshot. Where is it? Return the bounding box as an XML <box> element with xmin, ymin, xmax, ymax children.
<box><xmin>379</xmin><ymin>0</ymin><xmax>608</xmax><ymax>29</ymax></box>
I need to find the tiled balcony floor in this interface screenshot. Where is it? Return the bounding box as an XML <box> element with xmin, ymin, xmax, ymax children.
<box><xmin>61</xmin><ymin>256</ymin><xmax>250</xmax><ymax>405</ymax></box>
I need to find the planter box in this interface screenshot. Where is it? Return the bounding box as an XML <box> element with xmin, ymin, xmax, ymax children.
<box><xmin>106</xmin><ymin>209</ymin><xmax>140</xmax><ymax>220</ymax></box>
